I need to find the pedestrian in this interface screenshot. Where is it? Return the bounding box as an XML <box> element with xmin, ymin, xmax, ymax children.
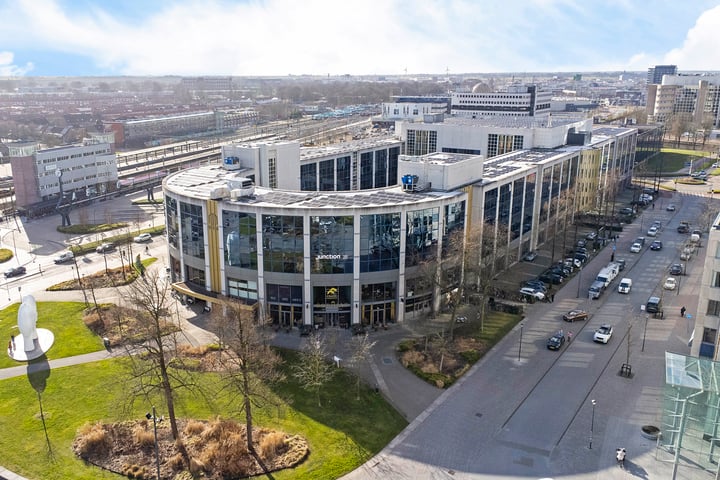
<box><xmin>550</xmin><ymin>293</ymin><xmax>555</xmax><ymax>303</ymax></box>
<box><xmin>567</xmin><ymin>331</ymin><xmax>573</xmax><ymax>343</ymax></box>
<box><xmin>616</xmin><ymin>447</ymin><xmax>626</xmax><ymax>468</ymax></box>
<box><xmin>681</xmin><ymin>306</ymin><xmax>686</xmax><ymax>317</ymax></box>
<box><xmin>652</xmin><ymin>203</ymin><xmax>655</xmax><ymax>209</ymax></box>
<box><xmin>7</xmin><ymin>340</ymin><xmax>12</xmax><ymax>353</ymax></box>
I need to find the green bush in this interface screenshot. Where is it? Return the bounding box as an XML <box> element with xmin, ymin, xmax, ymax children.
<box><xmin>0</xmin><ymin>248</ymin><xmax>13</xmax><ymax>263</ymax></box>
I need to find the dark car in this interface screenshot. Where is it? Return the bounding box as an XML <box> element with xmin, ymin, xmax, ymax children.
<box><xmin>576</xmin><ymin>239</ymin><xmax>587</xmax><ymax>248</ymax></box>
<box><xmin>668</xmin><ymin>263</ymin><xmax>683</xmax><ymax>275</ymax></box>
<box><xmin>650</xmin><ymin>240</ymin><xmax>663</xmax><ymax>251</ymax></box>
<box><xmin>547</xmin><ymin>332</ymin><xmax>566</xmax><ymax>350</ymax></box>
<box><xmin>574</xmin><ymin>253</ymin><xmax>588</xmax><ymax>264</ymax></box>
<box><xmin>539</xmin><ymin>272</ymin><xmax>563</xmax><ymax>285</ymax></box>
<box><xmin>563</xmin><ymin>309</ymin><xmax>589</xmax><ymax>322</ymax></box>
<box><xmin>522</xmin><ymin>251</ymin><xmax>538</xmax><ymax>262</ymax></box>
<box><xmin>4</xmin><ymin>266</ymin><xmax>26</xmax><ymax>278</ymax></box>
<box><xmin>614</xmin><ymin>259</ymin><xmax>626</xmax><ymax>271</ymax></box>
<box><xmin>96</xmin><ymin>242</ymin><xmax>116</xmax><ymax>254</ymax></box>
<box><xmin>619</xmin><ymin>207</ymin><xmax>634</xmax><ymax>215</ymax></box>
<box><xmin>523</xmin><ymin>280</ymin><xmax>548</xmax><ymax>292</ymax></box>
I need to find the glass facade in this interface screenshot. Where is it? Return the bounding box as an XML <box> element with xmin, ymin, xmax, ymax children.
<box><xmin>319</xmin><ymin>159</ymin><xmax>334</xmax><ymax>191</ymax></box>
<box><xmin>166</xmin><ymin>196</ymin><xmax>179</xmax><ymax>249</ymax></box>
<box><xmin>262</xmin><ymin>215</ymin><xmax>304</xmax><ymax>273</ymax></box>
<box><xmin>360</xmin><ymin>213</ymin><xmax>401</xmax><ymax>272</ymax></box>
<box><xmin>337</xmin><ymin>156</ymin><xmax>351</xmax><ymax>191</ymax></box>
<box><xmin>180</xmin><ymin>202</ymin><xmax>204</xmax><ymax>259</ymax></box>
<box><xmin>227</xmin><ymin>278</ymin><xmax>258</xmax><ymax>303</ymax></box>
<box><xmin>375</xmin><ymin>149</ymin><xmax>387</xmax><ymax>188</ymax></box>
<box><xmin>310</xmin><ymin>215</ymin><xmax>354</xmax><ymax>274</ymax></box>
<box><xmin>222</xmin><ymin>211</ymin><xmax>257</xmax><ymax>269</ymax></box>
<box><xmin>360</xmin><ymin>152</ymin><xmax>373</xmax><ymax>189</ymax></box>
<box><xmin>405</xmin><ymin>207</ymin><xmax>440</xmax><ymax>267</ymax></box>
<box><xmin>300</xmin><ymin>163</ymin><xmax>317</xmax><ymax>191</ymax></box>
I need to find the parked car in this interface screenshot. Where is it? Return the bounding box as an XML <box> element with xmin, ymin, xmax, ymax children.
<box><xmin>523</xmin><ymin>280</ymin><xmax>548</xmax><ymax>292</ymax></box>
<box><xmin>547</xmin><ymin>332</ymin><xmax>566</xmax><ymax>350</ymax></box>
<box><xmin>647</xmin><ymin>226</ymin><xmax>658</xmax><ymax>237</ymax></box>
<box><xmin>593</xmin><ymin>324</ymin><xmax>613</xmax><ymax>344</ymax></box>
<box><xmin>134</xmin><ymin>233</ymin><xmax>152</xmax><ymax>243</ymax></box>
<box><xmin>646</xmin><ymin>296</ymin><xmax>662</xmax><ymax>314</ymax></box>
<box><xmin>619</xmin><ymin>207</ymin><xmax>634</xmax><ymax>215</ymax></box>
<box><xmin>574</xmin><ymin>252</ymin><xmax>588</xmax><ymax>263</ymax></box>
<box><xmin>522</xmin><ymin>251</ymin><xmax>538</xmax><ymax>262</ymax></box>
<box><xmin>666</xmin><ymin>204</ymin><xmax>676</xmax><ymax>212</ymax></box>
<box><xmin>519</xmin><ymin>287</ymin><xmax>545</xmax><ymax>301</ymax></box>
<box><xmin>677</xmin><ymin>222</ymin><xmax>690</xmax><ymax>233</ymax></box>
<box><xmin>538</xmin><ymin>272</ymin><xmax>563</xmax><ymax>285</ymax></box>
<box><xmin>680</xmin><ymin>250</ymin><xmax>692</xmax><ymax>261</ymax></box>
<box><xmin>663</xmin><ymin>277</ymin><xmax>677</xmax><ymax>290</ymax></box>
<box><xmin>630</xmin><ymin>242</ymin><xmax>642</xmax><ymax>253</ymax></box>
<box><xmin>669</xmin><ymin>263</ymin><xmax>685</xmax><ymax>275</ymax></box>
<box><xmin>53</xmin><ymin>251</ymin><xmax>74</xmax><ymax>264</ymax></box>
<box><xmin>4</xmin><ymin>266</ymin><xmax>26</xmax><ymax>278</ymax></box>
<box><xmin>566</xmin><ymin>257</ymin><xmax>582</xmax><ymax>268</ymax></box>
<box><xmin>563</xmin><ymin>309</ymin><xmax>589</xmax><ymax>322</ymax></box>
<box><xmin>650</xmin><ymin>240</ymin><xmax>663</xmax><ymax>251</ymax></box>
<box><xmin>614</xmin><ymin>259</ymin><xmax>626</xmax><ymax>271</ymax></box>
<box><xmin>96</xmin><ymin>242</ymin><xmax>116</xmax><ymax>253</ymax></box>
<box><xmin>576</xmin><ymin>239</ymin><xmax>587</xmax><ymax>248</ymax></box>
<box><xmin>585</xmin><ymin>231</ymin><xmax>598</xmax><ymax>241</ymax></box>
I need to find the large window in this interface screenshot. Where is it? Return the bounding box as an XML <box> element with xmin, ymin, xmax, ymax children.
<box><xmin>319</xmin><ymin>159</ymin><xmax>334</xmax><ymax>191</ymax></box>
<box><xmin>262</xmin><ymin>215</ymin><xmax>304</xmax><ymax>273</ymax></box>
<box><xmin>166</xmin><ymin>196</ymin><xmax>179</xmax><ymax>248</ymax></box>
<box><xmin>360</xmin><ymin>213</ymin><xmax>400</xmax><ymax>272</ymax></box>
<box><xmin>360</xmin><ymin>152</ymin><xmax>373</xmax><ymax>189</ymax></box>
<box><xmin>388</xmin><ymin>146</ymin><xmax>399</xmax><ymax>186</ymax></box>
<box><xmin>487</xmin><ymin>134</ymin><xmax>524</xmax><ymax>157</ymax></box>
<box><xmin>227</xmin><ymin>278</ymin><xmax>258</xmax><ymax>303</ymax></box>
<box><xmin>405</xmin><ymin>207</ymin><xmax>440</xmax><ymax>267</ymax></box>
<box><xmin>406</xmin><ymin>130</ymin><xmax>437</xmax><ymax>156</ymax></box>
<box><xmin>375</xmin><ymin>150</ymin><xmax>387</xmax><ymax>188</ymax></box>
<box><xmin>223</xmin><ymin>211</ymin><xmax>257</xmax><ymax>269</ymax></box>
<box><xmin>337</xmin><ymin>156</ymin><xmax>351</xmax><ymax>190</ymax></box>
<box><xmin>300</xmin><ymin>163</ymin><xmax>317</xmax><ymax>191</ymax></box>
<box><xmin>310</xmin><ymin>215</ymin><xmax>354</xmax><ymax>273</ymax></box>
<box><xmin>180</xmin><ymin>202</ymin><xmax>204</xmax><ymax>259</ymax></box>
<box><xmin>707</xmin><ymin>300</ymin><xmax>720</xmax><ymax>317</ymax></box>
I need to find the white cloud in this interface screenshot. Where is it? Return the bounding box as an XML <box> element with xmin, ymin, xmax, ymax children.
<box><xmin>0</xmin><ymin>51</ymin><xmax>34</xmax><ymax>76</ymax></box>
<box><xmin>663</xmin><ymin>5</ymin><xmax>720</xmax><ymax>70</ymax></box>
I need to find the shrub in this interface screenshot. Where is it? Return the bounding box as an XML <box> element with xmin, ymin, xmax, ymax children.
<box><xmin>75</xmin><ymin>422</ymin><xmax>111</xmax><ymax>457</ymax></box>
<box><xmin>259</xmin><ymin>431</ymin><xmax>288</xmax><ymax>458</ymax></box>
<box><xmin>183</xmin><ymin>419</ymin><xmax>206</xmax><ymax>436</ymax></box>
<box><xmin>132</xmin><ymin>425</ymin><xmax>155</xmax><ymax>449</ymax></box>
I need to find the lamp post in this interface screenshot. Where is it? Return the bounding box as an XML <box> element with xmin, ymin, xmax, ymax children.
<box><xmin>642</xmin><ymin>313</ymin><xmax>649</xmax><ymax>352</ymax></box>
<box><xmin>576</xmin><ymin>265</ymin><xmax>583</xmax><ymax>298</ymax></box>
<box><xmin>146</xmin><ymin>406</ymin><xmax>161</xmax><ymax>480</ymax></box>
<box><xmin>589</xmin><ymin>399</ymin><xmax>597</xmax><ymax>449</ymax></box>
<box><xmin>518</xmin><ymin>322</ymin><xmax>524</xmax><ymax>363</ymax></box>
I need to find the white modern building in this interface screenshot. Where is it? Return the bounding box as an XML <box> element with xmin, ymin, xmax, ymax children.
<box><xmin>647</xmin><ymin>74</ymin><xmax>720</xmax><ymax>127</ymax></box>
<box><xmin>451</xmin><ymin>85</ymin><xmax>551</xmax><ymax>119</ymax></box>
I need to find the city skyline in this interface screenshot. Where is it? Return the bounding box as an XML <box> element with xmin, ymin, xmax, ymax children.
<box><xmin>1</xmin><ymin>0</ymin><xmax>720</xmax><ymax>78</ymax></box>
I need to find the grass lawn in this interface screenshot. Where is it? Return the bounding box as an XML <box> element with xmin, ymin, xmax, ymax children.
<box><xmin>0</xmin><ymin>302</ymin><xmax>104</xmax><ymax>369</ymax></box>
<box><xmin>0</xmin><ymin>352</ymin><xmax>407</xmax><ymax>480</ymax></box>
<box><xmin>0</xmin><ymin>301</ymin><xmax>406</xmax><ymax>479</ymax></box>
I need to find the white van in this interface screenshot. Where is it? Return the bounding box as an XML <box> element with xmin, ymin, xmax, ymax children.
<box><xmin>618</xmin><ymin>278</ymin><xmax>633</xmax><ymax>294</ymax></box>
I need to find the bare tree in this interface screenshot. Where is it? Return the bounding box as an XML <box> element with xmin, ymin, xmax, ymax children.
<box><xmin>345</xmin><ymin>334</ymin><xmax>376</xmax><ymax>400</ymax></box>
<box><xmin>292</xmin><ymin>335</ymin><xmax>335</xmax><ymax>407</ymax></box>
<box><xmin>211</xmin><ymin>301</ymin><xmax>285</xmax><ymax>453</ymax></box>
<box><xmin>120</xmin><ymin>269</ymin><xmax>194</xmax><ymax>463</ymax></box>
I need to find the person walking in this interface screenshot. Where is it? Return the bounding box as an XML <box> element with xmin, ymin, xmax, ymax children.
<box><xmin>616</xmin><ymin>447</ymin><xmax>626</xmax><ymax>468</ymax></box>
<box><xmin>681</xmin><ymin>306</ymin><xmax>687</xmax><ymax>318</ymax></box>
<box><xmin>567</xmin><ymin>331</ymin><xmax>573</xmax><ymax>343</ymax></box>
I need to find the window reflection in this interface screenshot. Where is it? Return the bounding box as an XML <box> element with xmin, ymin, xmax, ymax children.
<box><xmin>180</xmin><ymin>202</ymin><xmax>204</xmax><ymax>259</ymax></box>
<box><xmin>360</xmin><ymin>213</ymin><xmax>400</xmax><ymax>272</ymax></box>
<box><xmin>311</xmin><ymin>216</ymin><xmax>354</xmax><ymax>273</ymax></box>
<box><xmin>405</xmin><ymin>207</ymin><xmax>439</xmax><ymax>267</ymax></box>
<box><xmin>223</xmin><ymin>211</ymin><xmax>257</xmax><ymax>269</ymax></box>
<box><xmin>262</xmin><ymin>215</ymin><xmax>304</xmax><ymax>273</ymax></box>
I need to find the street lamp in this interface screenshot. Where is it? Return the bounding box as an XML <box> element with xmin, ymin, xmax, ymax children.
<box><xmin>518</xmin><ymin>322</ymin><xmax>524</xmax><ymax>362</ymax></box>
<box><xmin>145</xmin><ymin>406</ymin><xmax>162</xmax><ymax>480</ymax></box>
<box><xmin>589</xmin><ymin>399</ymin><xmax>597</xmax><ymax>449</ymax></box>
<box><xmin>642</xmin><ymin>313</ymin><xmax>649</xmax><ymax>352</ymax></box>
<box><xmin>576</xmin><ymin>265</ymin><xmax>583</xmax><ymax>298</ymax></box>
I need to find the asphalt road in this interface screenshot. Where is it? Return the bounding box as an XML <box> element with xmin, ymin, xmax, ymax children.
<box><xmin>343</xmin><ymin>183</ymin><xmax>713</xmax><ymax>480</ymax></box>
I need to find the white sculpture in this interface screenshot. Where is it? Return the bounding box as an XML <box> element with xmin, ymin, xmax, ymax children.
<box><xmin>17</xmin><ymin>295</ymin><xmax>38</xmax><ymax>352</ymax></box>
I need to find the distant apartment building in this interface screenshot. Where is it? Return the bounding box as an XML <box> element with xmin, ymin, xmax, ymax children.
<box><xmin>180</xmin><ymin>76</ymin><xmax>234</xmax><ymax>92</ymax></box>
<box><xmin>647</xmin><ymin>65</ymin><xmax>677</xmax><ymax>85</ymax></box>
<box><xmin>7</xmin><ymin>132</ymin><xmax>118</xmax><ymax>214</ymax></box>
<box><xmin>106</xmin><ymin>109</ymin><xmax>258</xmax><ymax>148</ymax></box>
<box><xmin>380</xmin><ymin>96</ymin><xmax>450</xmax><ymax>122</ymax></box>
<box><xmin>450</xmin><ymin>85</ymin><xmax>551</xmax><ymax>118</ymax></box>
<box><xmin>647</xmin><ymin>73</ymin><xmax>720</xmax><ymax>127</ymax></box>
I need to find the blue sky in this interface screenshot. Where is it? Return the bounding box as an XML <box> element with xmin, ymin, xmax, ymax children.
<box><xmin>1</xmin><ymin>0</ymin><xmax>719</xmax><ymax>77</ymax></box>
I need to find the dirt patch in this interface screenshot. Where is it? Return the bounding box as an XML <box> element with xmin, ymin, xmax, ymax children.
<box><xmin>73</xmin><ymin>417</ymin><xmax>309</xmax><ymax>480</ymax></box>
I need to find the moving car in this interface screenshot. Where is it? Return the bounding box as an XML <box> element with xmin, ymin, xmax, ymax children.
<box><xmin>53</xmin><ymin>251</ymin><xmax>74</xmax><ymax>264</ymax></box>
<box><xmin>646</xmin><ymin>296</ymin><xmax>662</xmax><ymax>314</ymax></box>
<box><xmin>666</xmin><ymin>204</ymin><xmax>676</xmax><ymax>212</ymax></box>
<box><xmin>134</xmin><ymin>233</ymin><xmax>152</xmax><ymax>243</ymax></box>
<box><xmin>563</xmin><ymin>309</ymin><xmax>589</xmax><ymax>322</ymax></box>
<box><xmin>677</xmin><ymin>222</ymin><xmax>690</xmax><ymax>234</ymax></box>
<box><xmin>669</xmin><ymin>263</ymin><xmax>685</xmax><ymax>276</ymax></box>
<box><xmin>96</xmin><ymin>242</ymin><xmax>116</xmax><ymax>253</ymax></box>
<box><xmin>547</xmin><ymin>332</ymin><xmax>566</xmax><ymax>350</ymax></box>
<box><xmin>647</xmin><ymin>226</ymin><xmax>658</xmax><ymax>237</ymax></box>
<box><xmin>593</xmin><ymin>324</ymin><xmax>613</xmax><ymax>344</ymax></box>
<box><xmin>618</xmin><ymin>278</ymin><xmax>633</xmax><ymax>294</ymax></box>
<box><xmin>522</xmin><ymin>251</ymin><xmax>538</xmax><ymax>262</ymax></box>
<box><xmin>650</xmin><ymin>240</ymin><xmax>663</xmax><ymax>251</ymax></box>
<box><xmin>4</xmin><ymin>266</ymin><xmax>26</xmax><ymax>278</ymax></box>
<box><xmin>663</xmin><ymin>277</ymin><xmax>677</xmax><ymax>290</ymax></box>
